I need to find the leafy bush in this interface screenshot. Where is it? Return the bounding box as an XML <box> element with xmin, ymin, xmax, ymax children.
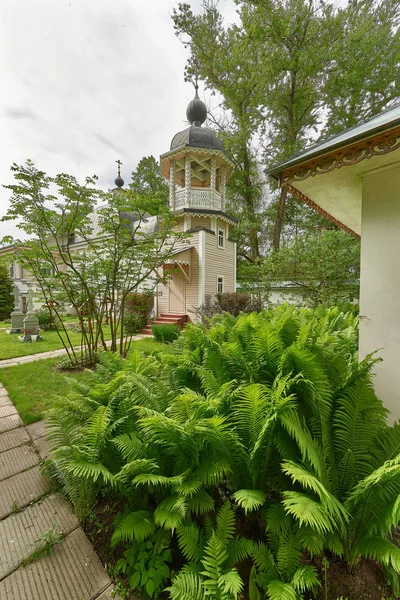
<box><xmin>45</xmin><ymin>306</ymin><xmax>400</xmax><ymax>599</ymax></box>
<box><xmin>0</xmin><ymin>266</ymin><xmax>13</xmax><ymax>321</ymax></box>
<box><xmin>35</xmin><ymin>308</ymin><xmax>59</xmax><ymax>330</ymax></box>
<box><xmin>198</xmin><ymin>292</ymin><xmax>262</xmax><ymax>321</ymax></box>
<box><xmin>151</xmin><ymin>323</ymin><xmax>180</xmax><ymax>343</ymax></box>
<box><xmin>114</xmin><ymin>529</ymin><xmax>171</xmax><ymax>598</ymax></box>
<box><xmin>216</xmin><ymin>291</ymin><xmax>262</xmax><ymax>316</ymax></box>
<box><xmin>124</xmin><ymin>291</ymin><xmax>154</xmax><ymax>335</ymax></box>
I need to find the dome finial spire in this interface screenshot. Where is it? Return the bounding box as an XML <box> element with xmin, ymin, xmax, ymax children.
<box><xmin>186</xmin><ymin>70</ymin><xmax>207</xmax><ymax>127</ymax></box>
<box><xmin>114</xmin><ymin>159</ymin><xmax>124</xmax><ymax>188</ymax></box>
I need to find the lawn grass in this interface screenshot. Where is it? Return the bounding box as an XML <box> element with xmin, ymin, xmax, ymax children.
<box><xmin>0</xmin><ymin>359</ymin><xmax>91</xmax><ymax>424</ymax></box>
<box><xmin>0</xmin><ymin>337</ymin><xmax>168</xmax><ymax>424</ymax></box>
<box><xmin>0</xmin><ymin>325</ymin><xmax>113</xmax><ymax>360</ymax></box>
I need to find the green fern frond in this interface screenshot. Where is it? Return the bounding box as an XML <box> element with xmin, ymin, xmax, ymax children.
<box><xmin>216</xmin><ymin>502</ymin><xmax>236</xmax><ymax>543</ymax></box>
<box><xmin>325</xmin><ymin>532</ymin><xmax>344</xmax><ymax>557</ymax></box>
<box><xmin>232</xmin><ymin>489</ymin><xmax>267</xmax><ymax>514</ymax></box>
<box><xmin>282</xmin><ymin>492</ymin><xmax>337</xmax><ymax>534</ymax></box>
<box><xmin>279</xmin><ymin>409</ymin><xmax>326</xmax><ymax>483</ymax></box>
<box><xmin>154</xmin><ymin>494</ymin><xmax>187</xmax><ymax>531</ymax></box>
<box><xmin>227</xmin><ymin>536</ymin><xmax>254</xmax><ymax>565</ymax></box>
<box><xmin>64</xmin><ymin>460</ymin><xmax>115</xmax><ymax>486</ymax></box>
<box><xmin>201</xmin><ymin>532</ymin><xmax>228</xmax><ymax>578</ymax></box>
<box><xmin>267</xmin><ymin>579</ymin><xmax>298</xmax><ymax>600</ymax></box>
<box><xmin>354</xmin><ymin>537</ymin><xmax>400</xmax><ymax>573</ymax></box>
<box><xmin>276</xmin><ymin>533</ymin><xmax>302</xmax><ymax>579</ymax></box>
<box><xmin>177</xmin><ymin>523</ymin><xmax>205</xmax><ymax>562</ymax></box>
<box><xmin>291</xmin><ymin>564</ymin><xmax>320</xmax><ymax>593</ymax></box>
<box><xmin>83</xmin><ymin>404</ymin><xmax>113</xmax><ymax>452</ymax></box>
<box><xmin>296</xmin><ymin>526</ymin><xmax>324</xmax><ymax>557</ymax></box>
<box><xmin>112</xmin><ymin>433</ymin><xmax>144</xmax><ymax>462</ymax></box>
<box><xmin>115</xmin><ymin>458</ymin><xmax>159</xmax><ymax>484</ymax></box>
<box><xmin>282</xmin><ymin>461</ymin><xmax>349</xmax><ymax>530</ymax></box>
<box><xmin>251</xmin><ymin>542</ymin><xmax>276</xmax><ymax>573</ymax></box>
<box><xmin>217</xmin><ymin>569</ymin><xmax>244</xmax><ymax>598</ymax></box>
<box><xmin>111</xmin><ymin>510</ymin><xmax>155</xmax><ymax>545</ymax></box>
<box><xmin>174</xmin><ymin>477</ymin><xmax>202</xmax><ymax>497</ymax></box>
<box><xmin>165</xmin><ymin>570</ymin><xmax>203</xmax><ymax>600</ymax></box>
<box><xmin>187</xmin><ymin>489</ymin><xmax>215</xmax><ymax>515</ymax></box>
<box><xmin>265</xmin><ymin>503</ymin><xmax>292</xmax><ymax>536</ymax></box>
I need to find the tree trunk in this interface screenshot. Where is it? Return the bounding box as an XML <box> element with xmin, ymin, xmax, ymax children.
<box><xmin>273</xmin><ymin>187</ymin><xmax>288</xmax><ymax>251</ymax></box>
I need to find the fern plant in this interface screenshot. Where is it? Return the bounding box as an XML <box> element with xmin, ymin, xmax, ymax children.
<box><xmin>44</xmin><ymin>306</ymin><xmax>400</xmax><ymax>599</ymax></box>
<box><xmin>166</xmin><ymin>502</ymin><xmax>248</xmax><ymax>600</ymax></box>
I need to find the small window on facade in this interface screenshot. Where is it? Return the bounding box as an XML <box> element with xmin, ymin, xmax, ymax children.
<box><xmin>217</xmin><ymin>276</ymin><xmax>224</xmax><ymax>294</ymax></box>
<box><xmin>218</xmin><ymin>228</ymin><xmax>225</xmax><ymax>248</ymax></box>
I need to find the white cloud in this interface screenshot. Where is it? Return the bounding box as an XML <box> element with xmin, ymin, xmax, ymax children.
<box><xmin>0</xmin><ymin>0</ymin><xmax>237</xmax><ymax>240</ymax></box>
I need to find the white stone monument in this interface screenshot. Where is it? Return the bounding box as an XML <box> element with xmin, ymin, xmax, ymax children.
<box><xmin>10</xmin><ymin>286</ymin><xmax>24</xmax><ymax>333</ymax></box>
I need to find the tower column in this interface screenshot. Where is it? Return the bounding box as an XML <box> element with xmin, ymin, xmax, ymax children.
<box><xmin>185</xmin><ymin>156</ymin><xmax>192</xmax><ymax>208</ymax></box>
<box><xmin>220</xmin><ymin>165</ymin><xmax>227</xmax><ymax>212</ymax></box>
<box><xmin>169</xmin><ymin>160</ymin><xmax>176</xmax><ymax>210</ymax></box>
<box><xmin>210</xmin><ymin>157</ymin><xmax>217</xmax><ymax>209</ymax></box>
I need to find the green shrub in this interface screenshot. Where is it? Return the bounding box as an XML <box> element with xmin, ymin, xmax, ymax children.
<box><xmin>216</xmin><ymin>291</ymin><xmax>262</xmax><ymax>316</ymax></box>
<box><xmin>45</xmin><ymin>305</ymin><xmax>400</xmax><ymax>599</ymax></box>
<box><xmin>35</xmin><ymin>308</ymin><xmax>59</xmax><ymax>331</ymax></box>
<box><xmin>151</xmin><ymin>323</ymin><xmax>180</xmax><ymax>343</ymax></box>
<box><xmin>198</xmin><ymin>292</ymin><xmax>263</xmax><ymax>321</ymax></box>
<box><xmin>124</xmin><ymin>291</ymin><xmax>154</xmax><ymax>335</ymax></box>
<box><xmin>113</xmin><ymin>529</ymin><xmax>171</xmax><ymax>598</ymax></box>
<box><xmin>0</xmin><ymin>266</ymin><xmax>13</xmax><ymax>321</ymax></box>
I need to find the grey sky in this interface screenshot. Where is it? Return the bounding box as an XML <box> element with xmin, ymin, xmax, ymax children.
<box><xmin>0</xmin><ymin>0</ymin><xmax>237</xmax><ymax>240</ymax></box>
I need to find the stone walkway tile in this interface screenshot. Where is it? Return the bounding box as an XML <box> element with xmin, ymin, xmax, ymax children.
<box><xmin>25</xmin><ymin>421</ymin><xmax>46</xmax><ymax>441</ymax></box>
<box><xmin>0</xmin><ymin>467</ymin><xmax>50</xmax><ymax>520</ymax></box>
<box><xmin>0</xmin><ymin>429</ymin><xmax>30</xmax><ymax>454</ymax></box>
<box><xmin>0</xmin><ymin>415</ymin><xmax>23</xmax><ymax>434</ymax></box>
<box><xmin>33</xmin><ymin>436</ymin><xmax>49</xmax><ymax>461</ymax></box>
<box><xmin>0</xmin><ymin>528</ymin><xmax>111</xmax><ymax>599</ymax></box>
<box><xmin>0</xmin><ymin>406</ymin><xmax>18</xmax><ymax>419</ymax></box>
<box><xmin>0</xmin><ymin>396</ymin><xmax>13</xmax><ymax>408</ymax></box>
<box><xmin>96</xmin><ymin>585</ymin><xmax>121</xmax><ymax>599</ymax></box>
<box><xmin>0</xmin><ymin>389</ymin><xmax>9</xmax><ymax>397</ymax></box>
<box><xmin>0</xmin><ymin>493</ymin><xmax>78</xmax><ymax>579</ymax></box>
<box><xmin>0</xmin><ymin>446</ymin><xmax>38</xmax><ymax>482</ymax></box>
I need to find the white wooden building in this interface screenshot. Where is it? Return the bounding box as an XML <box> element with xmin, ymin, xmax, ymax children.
<box><xmin>155</xmin><ymin>89</ymin><xmax>237</xmax><ymax>321</ymax></box>
<box><xmin>270</xmin><ymin>105</ymin><xmax>400</xmax><ymax>420</ymax></box>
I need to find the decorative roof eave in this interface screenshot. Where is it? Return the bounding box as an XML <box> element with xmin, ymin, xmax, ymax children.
<box><xmin>279</xmin><ymin>125</ymin><xmax>400</xmax><ymax>187</ymax></box>
<box><xmin>164</xmin><ymin>246</ymin><xmax>194</xmax><ymax>265</ymax></box>
<box><xmin>284</xmin><ymin>183</ymin><xmax>360</xmax><ymax>239</ymax></box>
<box><xmin>177</xmin><ymin>207</ymin><xmax>238</xmax><ymax>224</ymax></box>
<box><xmin>160</xmin><ymin>146</ymin><xmax>235</xmax><ymax>170</ymax></box>
<box><xmin>269</xmin><ymin>104</ymin><xmax>400</xmax><ymax>179</ymax></box>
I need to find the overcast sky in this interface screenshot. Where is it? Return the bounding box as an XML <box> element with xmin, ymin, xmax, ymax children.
<box><xmin>0</xmin><ymin>0</ymin><xmax>237</xmax><ymax>240</ymax></box>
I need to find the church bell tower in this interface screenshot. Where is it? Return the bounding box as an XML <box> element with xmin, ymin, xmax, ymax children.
<box><xmin>160</xmin><ymin>86</ymin><xmax>233</xmax><ymax>214</ymax></box>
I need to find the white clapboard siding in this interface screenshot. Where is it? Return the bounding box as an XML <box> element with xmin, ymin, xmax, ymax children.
<box><xmin>204</xmin><ymin>230</ymin><xmax>235</xmax><ymax>298</ymax></box>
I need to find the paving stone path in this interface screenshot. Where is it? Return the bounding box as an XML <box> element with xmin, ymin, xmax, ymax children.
<box><xmin>0</xmin><ymin>383</ymin><xmax>120</xmax><ymax>600</ymax></box>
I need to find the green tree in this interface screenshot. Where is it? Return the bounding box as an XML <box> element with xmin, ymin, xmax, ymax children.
<box><xmin>1</xmin><ymin>160</ymin><xmax>185</xmax><ymax>365</ymax></box>
<box><xmin>0</xmin><ymin>265</ymin><xmax>13</xmax><ymax>320</ymax></box>
<box><xmin>129</xmin><ymin>156</ymin><xmax>169</xmax><ymax>215</ymax></box>
<box><xmin>264</xmin><ymin>228</ymin><xmax>360</xmax><ymax>306</ymax></box>
<box><xmin>173</xmin><ymin>0</ymin><xmax>400</xmax><ymax>253</ymax></box>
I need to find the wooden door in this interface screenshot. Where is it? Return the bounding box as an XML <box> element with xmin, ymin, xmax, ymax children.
<box><xmin>169</xmin><ymin>269</ymin><xmax>185</xmax><ymax>313</ymax></box>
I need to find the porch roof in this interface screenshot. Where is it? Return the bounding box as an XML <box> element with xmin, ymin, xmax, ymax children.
<box><xmin>164</xmin><ymin>246</ymin><xmax>194</xmax><ymax>266</ymax></box>
<box><xmin>268</xmin><ymin>104</ymin><xmax>400</xmax><ymax>237</ymax></box>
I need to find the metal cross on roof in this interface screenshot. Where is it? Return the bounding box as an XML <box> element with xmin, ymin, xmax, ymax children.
<box><xmin>115</xmin><ymin>159</ymin><xmax>123</xmax><ymax>177</ymax></box>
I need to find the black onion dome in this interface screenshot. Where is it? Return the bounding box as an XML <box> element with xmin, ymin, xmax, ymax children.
<box><xmin>170</xmin><ymin>126</ymin><xmax>225</xmax><ymax>153</ymax></box>
<box><xmin>186</xmin><ymin>89</ymin><xmax>207</xmax><ymax>126</ymax></box>
<box><xmin>114</xmin><ymin>175</ymin><xmax>124</xmax><ymax>188</ymax></box>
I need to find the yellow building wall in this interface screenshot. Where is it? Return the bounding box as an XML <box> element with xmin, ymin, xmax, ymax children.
<box><xmin>204</xmin><ymin>230</ymin><xmax>235</xmax><ymax>298</ymax></box>
<box><xmin>157</xmin><ymin>231</ymin><xmax>200</xmax><ymax>320</ymax></box>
